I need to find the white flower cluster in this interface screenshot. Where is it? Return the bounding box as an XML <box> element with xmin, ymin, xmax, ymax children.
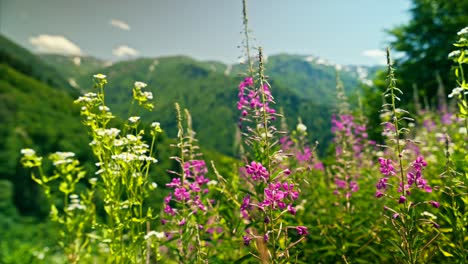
<box><xmin>94</xmin><ymin>74</ymin><xmax>107</xmax><ymax>79</ymax></box>
<box><xmin>143</xmin><ymin>91</ymin><xmax>153</xmax><ymax>100</ymax></box>
<box><xmin>144</xmin><ymin>231</ymin><xmax>165</xmax><ymax>240</ymax></box>
<box><xmin>99</xmin><ymin>106</ymin><xmax>110</xmax><ymax>112</ymax></box>
<box><xmin>457</xmin><ymin>27</ymin><xmax>468</xmax><ymax>36</ymax></box>
<box><xmin>21</xmin><ymin>148</ymin><xmax>36</xmax><ymax>156</ymax></box>
<box><xmin>128</xmin><ymin>116</ymin><xmax>140</xmax><ymax>123</ymax></box>
<box><xmin>448</xmin><ymin>50</ymin><xmax>461</xmax><ymax>59</ymax></box>
<box><xmin>67</xmin><ymin>194</ymin><xmax>87</xmax><ymax>211</ymax></box>
<box><xmin>134</xmin><ymin>81</ymin><xmax>147</xmax><ymax>88</ymax></box>
<box><xmin>297</xmin><ymin>123</ymin><xmax>307</xmax><ymax>133</ymax></box>
<box><xmin>51</xmin><ymin>151</ymin><xmax>76</xmax><ymax>166</ymax></box>
<box><xmin>75</xmin><ymin>92</ymin><xmax>98</xmax><ymax>103</ymax></box>
<box><xmin>96</xmin><ymin>128</ymin><xmax>121</xmax><ymax>138</ymax></box>
<box><xmin>448</xmin><ymin>87</ymin><xmax>464</xmax><ymax>98</ymax></box>
<box><xmin>111</xmin><ymin>152</ymin><xmax>157</xmax><ymax>163</ymax></box>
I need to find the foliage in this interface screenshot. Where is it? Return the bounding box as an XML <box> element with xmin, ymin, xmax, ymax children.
<box><xmin>387</xmin><ymin>0</ymin><xmax>468</xmax><ymax>107</ymax></box>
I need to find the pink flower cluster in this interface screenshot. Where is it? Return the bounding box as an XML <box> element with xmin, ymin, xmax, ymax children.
<box><xmin>245</xmin><ymin>161</ymin><xmax>269</xmax><ymax>181</ymax></box>
<box><xmin>331</xmin><ymin>114</ymin><xmax>369</xmax><ymax>158</ymax></box>
<box><xmin>259</xmin><ymin>182</ymin><xmax>299</xmax><ymax>212</ymax></box>
<box><xmin>375</xmin><ymin>156</ymin><xmax>434</xmax><ymax>203</ymax></box>
<box><xmin>163</xmin><ymin>160</ymin><xmax>210</xmax><ymax>220</ymax></box>
<box><xmin>279</xmin><ymin>136</ymin><xmax>324</xmax><ymax>171</ymax></box>
<box><xmin>237</xmin><ymin>77</ymin><xmax>276</xmax><ymax>127</ymax></box>
<box><xmin>333</xmin><ymin>178</ymin><xmax>359</xmax><ymax>198</ymax></box>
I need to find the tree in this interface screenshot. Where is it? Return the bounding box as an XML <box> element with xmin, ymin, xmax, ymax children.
<box><xmin>387</xmin><ymin>0</ymin><xmax>468</xmax><ymax>109</ymax></box>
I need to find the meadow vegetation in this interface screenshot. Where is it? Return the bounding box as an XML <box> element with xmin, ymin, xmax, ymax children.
<box><xmin>1</xmin><ymin>0</ymin><xmax>467</xmax><ymax>263</ymax></box>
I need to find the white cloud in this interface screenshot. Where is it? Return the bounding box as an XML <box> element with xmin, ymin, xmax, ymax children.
<box><xmin>29</xmin><ymin>35</ymin><xmax>82</xmax><ymax>55</ymax></box>
<box><xmin>110</xmin><ymin>19</ymin><xmax>130</xmax><ymax>30</ymax></box>
<box><xmin>113</xmin><ymin>45</ymin><xmax>139</xmax><ymax>58</ymax></box>
<box><xmin>362</xmin><ymin>49</ymin><xmax>386</xmax><ymax>65</ymax></box>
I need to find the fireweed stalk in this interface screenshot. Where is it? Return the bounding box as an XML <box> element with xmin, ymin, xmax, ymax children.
<box><xmin>331</xmin><ymin>72</ymin><xmax>373</xmax><ymax>206</ymax></box>
<box><xmin>279</xmin><ymin>114</ymin><xmax>324</xmax><ymax>174</ymax></box>
<box><xmin>161</xmin><ymin>103</ymin><xmax>212</xmax><ymax>263</ymax></box>
<box><xmin>374</xmin><ymin>49</ymin><xmax>440</xmax><ymax>263</ymax></box>
<box><xmin>237</xmin><ymin>48</ymin><xmax>307</xmax><ymax>263</ymax></box>
<box><xmin>21</xmin><ymin>149</ymin><xmax>96</xmax><ymax>263</ymax></box>
<box><xmin>74</xmin><ymin>75</ymin><xmax>161</xmax><ymax>263</ymax></box>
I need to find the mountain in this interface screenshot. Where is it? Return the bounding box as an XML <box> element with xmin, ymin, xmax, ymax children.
<box><xmin>0</xmin><ymin>35</ymin><xmax>76</xmax><ymax>94</ymax></box>
<box><xmin>38</xmin><ymin>53</ymin><xmax>380</xmax><ymax>157</ymax></box>
<box><xmin>39</xmin><ymin>54</ymin><xmax>108</xmax><ymax>90</ymax></box>
<box><xmin>0</xmin><ymin>62</ymin><xmax>89</xmax><ymax>215</ymax></box>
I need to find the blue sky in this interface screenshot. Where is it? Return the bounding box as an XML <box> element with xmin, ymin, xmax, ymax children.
<box><xmin>0</xmin><ymin>0</ymin><xmax>411</xmax><ymax>66</ymax></box>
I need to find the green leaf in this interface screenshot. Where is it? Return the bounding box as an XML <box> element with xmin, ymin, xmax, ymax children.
<box><xmin>439</xmin><ymin>247</ymin><xmax>454</xmax><ymax>257</ymax></box>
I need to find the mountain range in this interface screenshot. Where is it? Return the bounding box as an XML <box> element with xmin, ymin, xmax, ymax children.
<box><xmin>0</xmin><ymin>33</ymin><xmax>380</xmax><ymax>215</ymax></box>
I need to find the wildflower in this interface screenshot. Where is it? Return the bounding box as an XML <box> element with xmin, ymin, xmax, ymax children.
<box><xmin>398</xmin><ymin>195</ymin><xmax>406</xmax><ymax>204</ymax></box>
<box><xmin>287</xmin><ymin>204</ymin><xmax>296</xmax><ymax>215</ymax></box>
<box><xmin>50</xmin><ymin>152</ymin><xmax>75</xmax><ymax>166</ymax></box>
<box><xmin>151</xmin><ymin>122</ymin><xmax>160</xmax><ymax>128</ymax></box>
<box><xmin>99</xmin><ymin>106</ymin><xmax>110</xmax><ymax>112</ymax></box>
<box><xmin>378</xmin><ymin>158</ymin><xmax>396</xmax><ymax>176</ymax></box>
<box><xmin>21</xmin><ymin>148</ymin><xmax>36</xmax><ymax>156</ymax></box>
<box><xmin>429</xmin><ymin>201</ymin><xmax>440</xmax><ymax>208</ymax></box>
<box><xmin>296</xmin><ymin>123</ymin><xmax>307</xmax><ymax>133</ymax></box>
<box><xmin>243</xmin><ymin>235</ymin><xmax>252</xmax><ymax>246</ymax></box>
<box><xmin>166</xmin><ymin>178</ymin><xmax>181</xmax><ymax>188</ymax></box>
<box><xmin>144</xmin><ymin>231</ymin><xmax>165</xmax><ymax>240</ymax></box>
<box><xmin>245</xmin><ymin>161</ymin><xmax>269</xmax><ymax>181</ymax></box>
<box><xmin>134</xmin><ymin>81</ymin><xmax>147</xmax><ymax>88</ymax></box>
<box><xmin>128</xmin><ymin>116</ymin><xmax>140</xmax><ymax>123</ymax></box>
<box><xmin>240</xmin><ymin>195</ymin><xmax>251</xmax><ymax>211</ymax></box>
<box><xmin>448</xmin><ymin>50</ymin><xmax>461</xmax><ymax>59</ymax></box>
<box><xmin>448</xmin><ymin>87</ymin><xmax>463</xmax><ymax>98</ymax></box>
<box><xmin>296</xmin><ymin>226</ymin><xmax>308</xmax><ymax>235</ymax></box>
<box><xmin>457</xmin><ymin>27</ymin><xmax>468</xmax><ymax>36</ymax></box>
<box><xmin>143</xmin><ymin>91</ymin><xmax>153</xmax><ymax>100</ymax></box>
<box><xmin>93</xmin><ymin>73</ymin><xmax>106</xmax><ymax>79</ymax></box>
<box><xmin>174</xmin><ymin>187</ymin><xmax>190</xmax><ymax>201</ymax></box>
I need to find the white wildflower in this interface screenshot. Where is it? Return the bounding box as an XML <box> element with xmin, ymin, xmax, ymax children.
<box><xmin>448</xmin><ymin>87</ymin><xmax>464</xmax><ymax>98</ymax></box>
<box><xmin>112</xmin><ymin>152</ymin><xmax>136</xmax><ymax>162</ymax></box>
<box><xmin>151</xmin><ymin>182</ymin><xmax>158</xmax><ymax>189</ymax></box>
<box><xmin>459</xmin><ymin>127</ymin><xmax>467</xmax><ymax>134</ymax></box>
<box><xmin>448</xmin><ymin>50</ymin><xmax>461</xmax><ymax>59</ymax></box>
<box><xmin>143</xmin><ymin>91</ymin><xmax>153</xmax><ymax>100</ymax></box>
<box><xmin>207</xmin><ymin>180</ymin><xmax>218</xmax><ymax>186</ymax></box>
<box><xmin>99</xmin><ymin>106</ymin><xmax>110</xmax><ymax>112</ymax></box>
<box><xmin>113</xmin><ymin>139</ymin><xmax>125</xmax><ymax>147</ymax></box>
<box><xmin>144</xmin><ymin>231</ymin><xmax>164</xmax><ymax>240</ymax></box>
<box><xmin>94</xmin><ymin>73</ymin><xmax>107</xmax><ymax>79</ymax></box>
<box><xmin>51</xmin><ymin>152</ymin><xmax>75</xmax><ymax>166</ymax></box>
<box><xmin>89</xmin><ymin>178</ymin><xmax>98</xmax><ymax>184</ymax></box>
<box><xmin>457</xmin><ymin>27</ymin><xmax>468</xmax><ymax>36</ymax></box>
<box><xmin>129</xmin><ymin>116</ymin><xmax>140</xmax><ymax>123</ymax></box>
<box><xmin>126</xmin><ymin>134</ymin><xmax>138</xmax><ymax>142</ymax></box>
<box><xmin>151</xmin><ymin>122</ymin><xmax>160</xmax><ymax>128</ymax></box>
<box><xmin>96</xmin><ymin>128</ymin><xmax>120</xmax><ymax>137</ymax></box>
<box><xmin>297</xmin><ymin>123</ymin><xmax>307</xmax><ymax>133</ymax></box>
<box><xmin>134</xmin><ymin>81</ymin><xmax>147</xmax><ymax>88</ymax></box>
<box><xmin>69</xmin><ymin>194</ymin><xmax>79</xmax><ymax>199</ymax></box>
<box><xmin>21</xmin><ymin>148</ymin><xmax>36</xmax><ymax>156</ymax></box>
